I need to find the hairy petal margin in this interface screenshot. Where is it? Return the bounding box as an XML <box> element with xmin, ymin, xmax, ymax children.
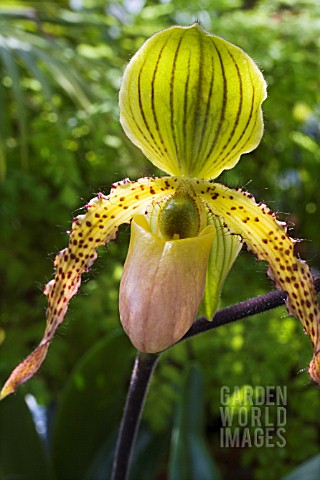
<box><xmin>0</xmin><ymin>176</ymin><xmax>178</xmax><ymax>399</ymax></box>
<box><xmin>194</xmin><ymin>179</ymin><xmax>320</xmax><ymax>383</ymax></box>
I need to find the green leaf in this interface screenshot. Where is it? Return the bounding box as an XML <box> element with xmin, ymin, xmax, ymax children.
<box><xmin>201</xmin><ymin>214</ymin><xmax>242</xmax><ymax>319</ymax></box>
<box><xmin>51</xmin><ymin>330</ymin><xmax>135</xmax><ymax>480</ymax></box>
<box><xmin>168</xmin><ymin>363</ymin><xmax>221</xmax><ymax>480</ymax></box>
<box><xmin>0</xmin><ymin>39</ymin><xmax>28</xmax><ymax>169</ymax></box>
<box><xmin>129</xmin><ymin>427</ymin><xmax>170</xmax><ymax>480</ymax></box>
<box><xmin>19</xmin><ymin>49</ymin><xmax>55</xmax><ymax>108</ymax></box>
<box><xmin>34</xmin><ymin>49</ymin><xmax>91</xmax><ymax>111</ymax></box>
<box><xmin>0</xmin><ymin>23</ymin><xmax>93</xmax><ymax>178</ymax></box>
<box><xmin>281</xmin><ymin>454</ymin><xmax>320</xmax><ymax>480</ymax></box>
<box><xmin>0</xmin><ymin>71</ymin><xmax>6</xmax><ymax>181</ymax></box>
<box><xmin>0</xmin><ymin>393</ymin><xmax>52</xmax><ymax>480</ymax></box>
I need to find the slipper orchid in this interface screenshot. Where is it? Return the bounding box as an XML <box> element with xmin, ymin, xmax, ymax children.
<box><xmin>2</xmin><ymin>23</ymin><xmax>320</xmax><ymax>399</ymax></box>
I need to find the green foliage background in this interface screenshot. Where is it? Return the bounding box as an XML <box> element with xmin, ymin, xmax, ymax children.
<box><xmin>0</xmin><ymin>0</ymin><xmax>319</xmax><ymax>479</ymax></box>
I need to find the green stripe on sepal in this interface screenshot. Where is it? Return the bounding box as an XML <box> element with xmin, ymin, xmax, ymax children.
<box><xmin>119</xmin><ymin>23</ymin><xmax>267</xmax><ymax>180</ymax></box>
<box><xmin>200</xmin><ymin>215</ymin><xmax>242</xmax><ymax>319</ymax></box>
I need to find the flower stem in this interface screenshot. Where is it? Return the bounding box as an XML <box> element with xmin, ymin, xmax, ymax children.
<box><xmin>111</xmin><ymin>351</ymin><xmax>160</xmax><ymax>480</ymax></box>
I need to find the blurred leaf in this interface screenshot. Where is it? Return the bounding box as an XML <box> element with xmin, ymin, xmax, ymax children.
<box><xmin>0</xmin><ymin>393</ymin><xmax>52</xmax><ymax>480</ymax></box>
<box><xmin>0</xmin><ymin>36</ymin><xmax>28</xmax><ymax>168</ymax></box>
<box><xmin>0</xmin><ymin>70</ymin><xmax>6</xmax><ymax>180</ymax></box>
<box><xmin>281</xmin><ymin>454</ymin><xmax>320</xmax><ymax>480</ymax></box>
<box><xmin>168</xmin><ymin>363</ymin><xmax>221</xmax><ymax>480</ymax></box>
<box><xmin>0</xmin><ymin>20</ymin><xmax>92</xmax><ymax>176</ymax></box>
<box><xmin>83</xmin><ymin>432</ymin><xmax>117</xmax><ymax>480</ymax></box>
<box><xmin>51</xmin><ymin>330</ymin><xmax>135</xmax><ymax>480</ymax></box>
<box><xmin>130</xmin><ymin>427</ymin><xmax>170</xmax><ymax>480</ymax></box>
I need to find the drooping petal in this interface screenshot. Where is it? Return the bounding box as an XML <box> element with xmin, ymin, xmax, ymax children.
<box><xmin>119</xmin><ymin>215</ymin><xmax>215</xmax><ymax>353</ymax></box>
<box><xmin>120</xmin><ymin>23</ymin><xmax>266</xmax><ymax>180</ymax></box>
<box><xmin>0</xmin><ymin>176</ymin><xmax>178</xmax><ymax>399</ymax></box>
<box><xmin>193</xmin><ymin>179</ymin><xmax>320</xmax><ymax>383</ymax></box>
<box><xmin>201</xmin><ymin>215</ymin><xmax>243</xmax><ymax>319</ymax></box>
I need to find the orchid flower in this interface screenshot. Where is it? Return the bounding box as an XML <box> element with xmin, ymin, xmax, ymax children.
<box><xmin>2</xmin><ymin>23</ymin><xmax>320</xmax><ymax>400</ymax></box>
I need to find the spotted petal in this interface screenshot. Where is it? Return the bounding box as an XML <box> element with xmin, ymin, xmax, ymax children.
<box><xmin>0</xmin><ymin>176</ymin><xmax>179</xmax><ymax>399</ymax></box>
<box><xmin>120</xmin><ymin>23</ymin><xmax>267</xmax><ymax>180</ymax></box>
<box><xmin>193</xmin><ymin>179</ymin><xmax>320</xmax><ymax>383</ymax></box>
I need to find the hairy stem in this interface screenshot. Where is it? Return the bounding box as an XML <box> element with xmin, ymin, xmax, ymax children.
<box><xmin>111</xmin><ymin>275</ymin><xmax>320</xmax><ymax>479</ymax></box>
<box><xmin>111</xmin><ymin>351</ymin><xmax>160</xmax><ymax>480</ymax></box>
